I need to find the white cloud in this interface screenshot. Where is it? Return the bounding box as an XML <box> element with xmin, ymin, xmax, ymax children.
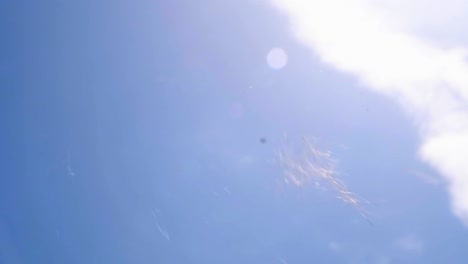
<box><xmin>371</xmin><ymin>0</ymin><xmax>468</xmax><ymax>42</ymax></box>
<box><xmin>269</xmin><ymin>0</ymin><xmax>468</xmax><ymax>225</ymax></box>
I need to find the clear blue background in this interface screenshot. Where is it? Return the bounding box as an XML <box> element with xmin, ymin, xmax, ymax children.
<box><xmin>1</xmin><ymin>1</ymin><xmax>467</xmax><ymax>263</ymax></box>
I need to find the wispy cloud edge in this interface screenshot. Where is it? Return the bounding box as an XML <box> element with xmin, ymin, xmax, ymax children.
<box><xmin>270</xmin><ymin>0</ymin><xmax>468</xmax><ymax>225</ymax></box>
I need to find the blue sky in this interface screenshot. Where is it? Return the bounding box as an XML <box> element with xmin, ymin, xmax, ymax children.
<box><xmin>2</xmin><ymin>0</ymin><xmax>468</xmax><ymax>263</ymax></box>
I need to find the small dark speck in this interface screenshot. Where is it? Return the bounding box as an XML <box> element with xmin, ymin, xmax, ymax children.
<box><xmin>260</xmin><ymin>138</ymin><xmax>267</xmax><ymax>144</ymax></box>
